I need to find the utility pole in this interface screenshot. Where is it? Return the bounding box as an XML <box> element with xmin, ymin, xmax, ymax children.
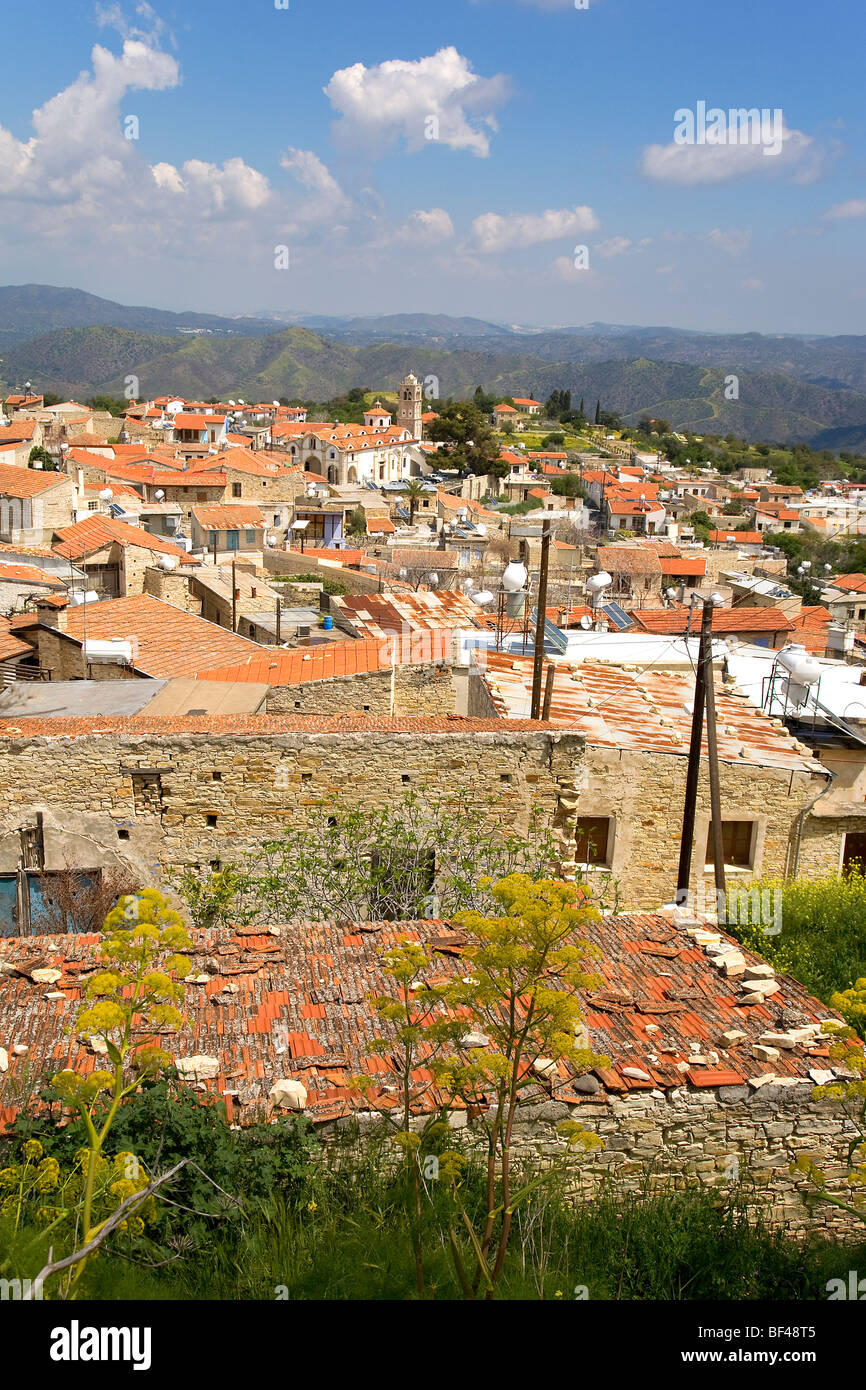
<box><xmin>704</xmin><ymin>617</ymin><xmax>727</xmax><ymax>904</ymax></box>
<box><xmin>530</xmin><ymin>519</ymin><xmax>552</xmax><ymax>719</ymax></box>
<box><xmin>541</xmin><ymin>662</ymin><xmax>556</xmax><ymax>720</ymax></box>
<box><xmin>675</xmin><ymin>598</ymin><xmax>713</xmax><ymax>907</ymax></box>
<box><xmin>231</xmin><ymin>559</ymin><xmax>238</xmax><ymax>633</ymax></box>
<box><xmin>276</xmin><ymin>596</ymin><xmax>281</xmax><ymax>645</ymax></box>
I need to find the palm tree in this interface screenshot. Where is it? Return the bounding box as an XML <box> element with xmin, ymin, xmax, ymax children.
<box><xmin>405</xmin><ymin>478</ymin><xmax>426</xmax><ymax>526</ymax></box>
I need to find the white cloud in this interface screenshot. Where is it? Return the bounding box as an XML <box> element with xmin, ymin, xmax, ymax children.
<box><xmin>170</xmin><ymin>157</ymin><xmax>271</xmax><ymax>212</ymax></box>
<box><xmin>706</xmin><ymin>227</ymin><xmax>752</xmax><ymax>256</ymax></box>
<box><xmin>324</xmin><ymin>47</ymin><xmax>509</xmax><ymax>157</ymax></box>
<box><xmin>642</xmin><ymin>123</ymin><xmax>820</xmax><ymax>185</ymax></box>
<box><xmin>824</xmin><ymin>198</ymin><xmax>866</xmax><ymax>220</ymax></box>
<box><xmin>280</xmin><ymin>148</ymin><xmax>345</xmax><ymax>202</ymax></box>
<box><xmin>470</xmin><ymin>204</ymin><xmax>598</xmax><ymax>253</ymax></box>
<box><xmin>0</xmin><ymin>39</ymin><xmax>179</xmax><ymax>201</ymax></box>
<box><xmin>595</xmin><ymin>235</ymin><xmax>631</xmax><ymax>258</ymax></box>
<box><xmin>394</xmin><ymin>208</ymin><xmax>455</xmax><ymax>244</ymax></box>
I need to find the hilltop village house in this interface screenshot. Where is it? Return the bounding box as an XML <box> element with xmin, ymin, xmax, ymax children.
<box><xmin>0</xmin><ymin>669</ymin><xmax>845</xmax><ymax>921</ymax></box>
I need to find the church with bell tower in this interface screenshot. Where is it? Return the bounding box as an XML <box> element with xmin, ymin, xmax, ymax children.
<box><xmin>397</xmin><ymin>372</ymin><xmax>423</xmax><ymax>439</ymax></box>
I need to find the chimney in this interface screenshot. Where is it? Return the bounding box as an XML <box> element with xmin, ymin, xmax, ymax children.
<box><xmin>36</xmin><ymin>596</ymin><xmax>68</xmax><ymax>632</ymax></box>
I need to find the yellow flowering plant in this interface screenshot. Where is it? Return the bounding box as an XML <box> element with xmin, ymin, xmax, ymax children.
<box><xmin>354</xmin><ymin>875</ymin><xmax>608</xmax><ymax>1299</ymax></box>
<box><xmin>48</xmin><ymin>888</ymin><xmax>192</xmax><ymax>1296</ymax></box>
<box><xmin>792</xmin><ymin>1023</ymin><xmax>866</xmax><ymax>1225</ymax></box>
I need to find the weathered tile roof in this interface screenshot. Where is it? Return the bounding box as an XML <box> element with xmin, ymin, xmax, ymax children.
<box><xmin>632</xmin><ymin>607</ymin><xmax>794</xmax><ymax>635</ymax></box>
<box><xmin>0</xmin><ymin>714</ymin><xmax>544</xmax><ymax>739</ymax></box>
<box><xmin>599</xmin><ymin>545</ymin><xmax>663</xmax><ymax>576</ymax></box>
<box><xmin>191</xmin><ymin>504</ymin><xmax>265</xmax><ymax>530</ymax></box>
<box><xmin>197</xmin><ymin>630</ymin><xmax>453</xmax><ymax>685</ymax></box>
<box><xmin>0</xmin><ymin>911</ymin><xmax>840</xmax><ymax>1130</ymax></box>
<box><xmin>332</xmin><ymin>590</ymin><xmax>483</xmax><ymax>639</ymax></box>
<box><xmin>61</xmin><ymin>594</ymin><xmax>269</xmax><ymax>679</ymax></box>
<box><xmin>52</xmin><ymin>517</ymin><xmax>197</xmax><ymax>564</ymax></box>
<box><xmin>481</xmin><ymin>652</ymin><xmax>818</xmax><ymax>770</ymax></box>
<box><xmin>0</xmin><ymin>464</ymin><xmax>69</xmax><ymax>498</ymax></box>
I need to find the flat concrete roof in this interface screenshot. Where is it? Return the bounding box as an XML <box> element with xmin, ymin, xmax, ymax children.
<box><xmin>0</xmin><ymin>676</ymin><xmax>269</xmax><ymax>719</ymax></box>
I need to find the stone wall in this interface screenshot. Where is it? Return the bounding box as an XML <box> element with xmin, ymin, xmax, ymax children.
<box><xmin>263</xmin><ymin>550</ymin><xmax>380</xmax><ymax>594</ymax></box>
<box><xmin>0</xmin><ymin>720</ymin><xmax>843</xmax><ymax>911</ymax></box>
<box><xmin>265</xmin><ymin>663</ymin><xmax>455</xmax><ymax>717</ymax></box>
<box><xmin>320</xmin><ymin>1083</ymin><xmax>862</xmax><ymax>1240</ymax></box>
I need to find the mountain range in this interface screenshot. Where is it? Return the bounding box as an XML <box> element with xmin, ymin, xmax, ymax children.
<box><xmin>1</xmin><ymin>285</ymin><xmax>865</xmax><ymax>449</ymax></box>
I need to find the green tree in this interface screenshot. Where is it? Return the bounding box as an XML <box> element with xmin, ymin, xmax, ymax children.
<box><xmin>27</xmin><ymin>445</ymin><xmax>58</xmax><ymax>470</ymax></box>
<box><xmin>427</xmin><ymin>401</ymin><xmax>504</xmax><ymax>477</ymax></box>
<box><xmin>404</xmin><ymin>477</ymin><xmax>426</xmax><ymax>525</ymax></box>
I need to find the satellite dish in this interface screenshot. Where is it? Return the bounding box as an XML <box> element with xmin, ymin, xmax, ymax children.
<box><xmin>476</xmin><ymin>523</ymin><xmax>487</xmax><ymax>537</ymax></box>
<box><xmin>159</xmin><ymin>555</ymin><xmax>178</xmax><ymax>572</ymax></box>
<box><xmin>398</xmin><ymin>567</ymin><xmax>408</xmax><ymax>580</ymax></box>
<box><xmin>155</xmin><ymin>489</ymin><xmax>165</xmax><ymax>501</ymax></box>
<box><xmin>60</xmin><ymin>442</ymin><xmax>68</xmax><ymax>452</ymax></box>
<box><xmin>579</xmin><ymin>615</ymin><xmax>593</xmax><ymax>630</ymax></box>
<box><xmin>428</xmin><ymin>571</ymin><xmax>439</xmax><ymax>588</ymax></box>
<box><xmin>272</xmin><ymin>400</ymin><xmax>280</xmax><ymax>407</ymax></box>
<box><xmin>229</xmin><ymin>400</ymin><xmax>236</xmax><ymax>407</ymax></box>
<box><xmin>462</xmin><ymin>576</ymin><xmax>475</xmax><ymax>593</ymax></box>
<box><xmin>472</xmin><ymin>589</ymin><xmax>495</xmax><ymax>606</ymax></box>
<box><xmin>237</xmin><ymin>399</ymin><xmax>245</xmax><ymax>406</ymax></box>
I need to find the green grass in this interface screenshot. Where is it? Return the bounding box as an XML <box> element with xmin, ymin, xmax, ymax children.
<box><xmin>727</xmin><ymin>870</ymin><xmax>866</xmax><ymax>1024</ymax></box>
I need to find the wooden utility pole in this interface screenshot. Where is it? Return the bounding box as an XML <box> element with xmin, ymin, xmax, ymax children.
<box><xmin>211</xmin><ymin>537</ymin><xmax>218</xmax><ymax>567</ymax></box>
<box><xmin>675</xmin><ymin>599</ymin><xmax>713</xmax><ymax>907</ymax></box>
<box><xmin>276</xmin><ymin>597</ymin><xmax>281</xmax><ymax>645</ymax></box>
<box><xmin>530</xmin><ymin>520</ymin><xmax>552</xmax><ymax>719</ymax></box>
<box><xmin>231</xmin><ymin>559</ymin><xmax>238</xmax><ymax>632</ymax></box>
<box><xmin>541</xmin><ymin>662</ymin><xmax>556</xmax><ymax>720</ymax></box>
<box><xmin>704</xmin><ymin>615</ymin><xmax>727</xmax><ymax>902</ymax></box>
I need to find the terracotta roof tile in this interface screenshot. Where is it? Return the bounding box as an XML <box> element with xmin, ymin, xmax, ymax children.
<box><xmin>0</xmin><ymin>910</ymin><xmax>839</xmax><ymax>1128</ymax></box>
<box><xmin>61</xmin><ymin>594</ymin><xmax>268</xmax><ymax>679</ymax></box>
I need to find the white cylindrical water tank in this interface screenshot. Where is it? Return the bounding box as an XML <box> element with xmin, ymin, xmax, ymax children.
<box><xmin>502</xmin><ymin>561</ymin><xmax>528</xmax><ymax>593</ymax></box>
<box><xmin>777</xmin><ymin>643</ymin><xmax>821</xmax><ymax>686</ymax></box>
<box><xmin>586</xmin><ymin>570</ymin><xmax>612</xmax><ymax>597</ymax></box>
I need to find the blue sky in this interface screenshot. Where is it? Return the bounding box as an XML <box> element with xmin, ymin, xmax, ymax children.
<box><xmin>0</xmin><ymin>0</ymin><xmax>863</xmax><ymax>332</ymax></box>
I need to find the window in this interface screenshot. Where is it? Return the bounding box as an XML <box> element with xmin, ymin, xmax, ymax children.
<box><xmin>232</xmin><ymin>483</ymin><xmax>242</xmax><ymax>498</ymax></box>
<box><xmin>208</xmin><ymin>530</ymin><xmax>218</xmax><ymax>550</ymax></box>
<box><xmin>273</xmin><ymin>514</ymin><xmax>280</xmax><ymax>526</ymax></box>
<box><xmin>245</xmin><ymin>529</ymin><xmax>256</xmax><ymax>544</ymax></box>
<box><xmin>575</xmin><ymin>816</ymin><xmax>611</xmax><ymax>867</ymax></box>
<box><xmin>705</xmin><ymin>820</ymin><xmax>754</xmax><ymax>869</ymax></box>
<box><xmin>206</xmin><ymin>814</ymin><xmax>218</xmax><ymax>828</ymax></box>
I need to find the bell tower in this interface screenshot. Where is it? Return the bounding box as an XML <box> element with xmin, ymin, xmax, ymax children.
<box><xmin>397</xmin><ymin>372</ymin><xmax>423</xmax><ymax>439</ymax></box>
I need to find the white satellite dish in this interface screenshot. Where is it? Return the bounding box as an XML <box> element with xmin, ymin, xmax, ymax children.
<box><xmin>579</xmin><ymin>615</ymin><xmax>593</xmax><ymax>630</ymax></box>
<box><xmin>159</xmin><ymin>555</ymin><xmax>178</xmax><ymax>572</ymax></box>
<box><xmin>428</xmin><ymin>571</ymin><xmax>439</xmax><ymax>587</ymax></box>
<box><xmin>155</xmin><ymin>489</ymin><xmax>165</xmax><ymax>501</ymax></box>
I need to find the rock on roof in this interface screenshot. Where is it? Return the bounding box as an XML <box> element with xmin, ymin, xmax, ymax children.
<box><xmin>0</xmin><ymin>910</ymin><xmax>840</xmax><ymax>1130</ymax></box>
